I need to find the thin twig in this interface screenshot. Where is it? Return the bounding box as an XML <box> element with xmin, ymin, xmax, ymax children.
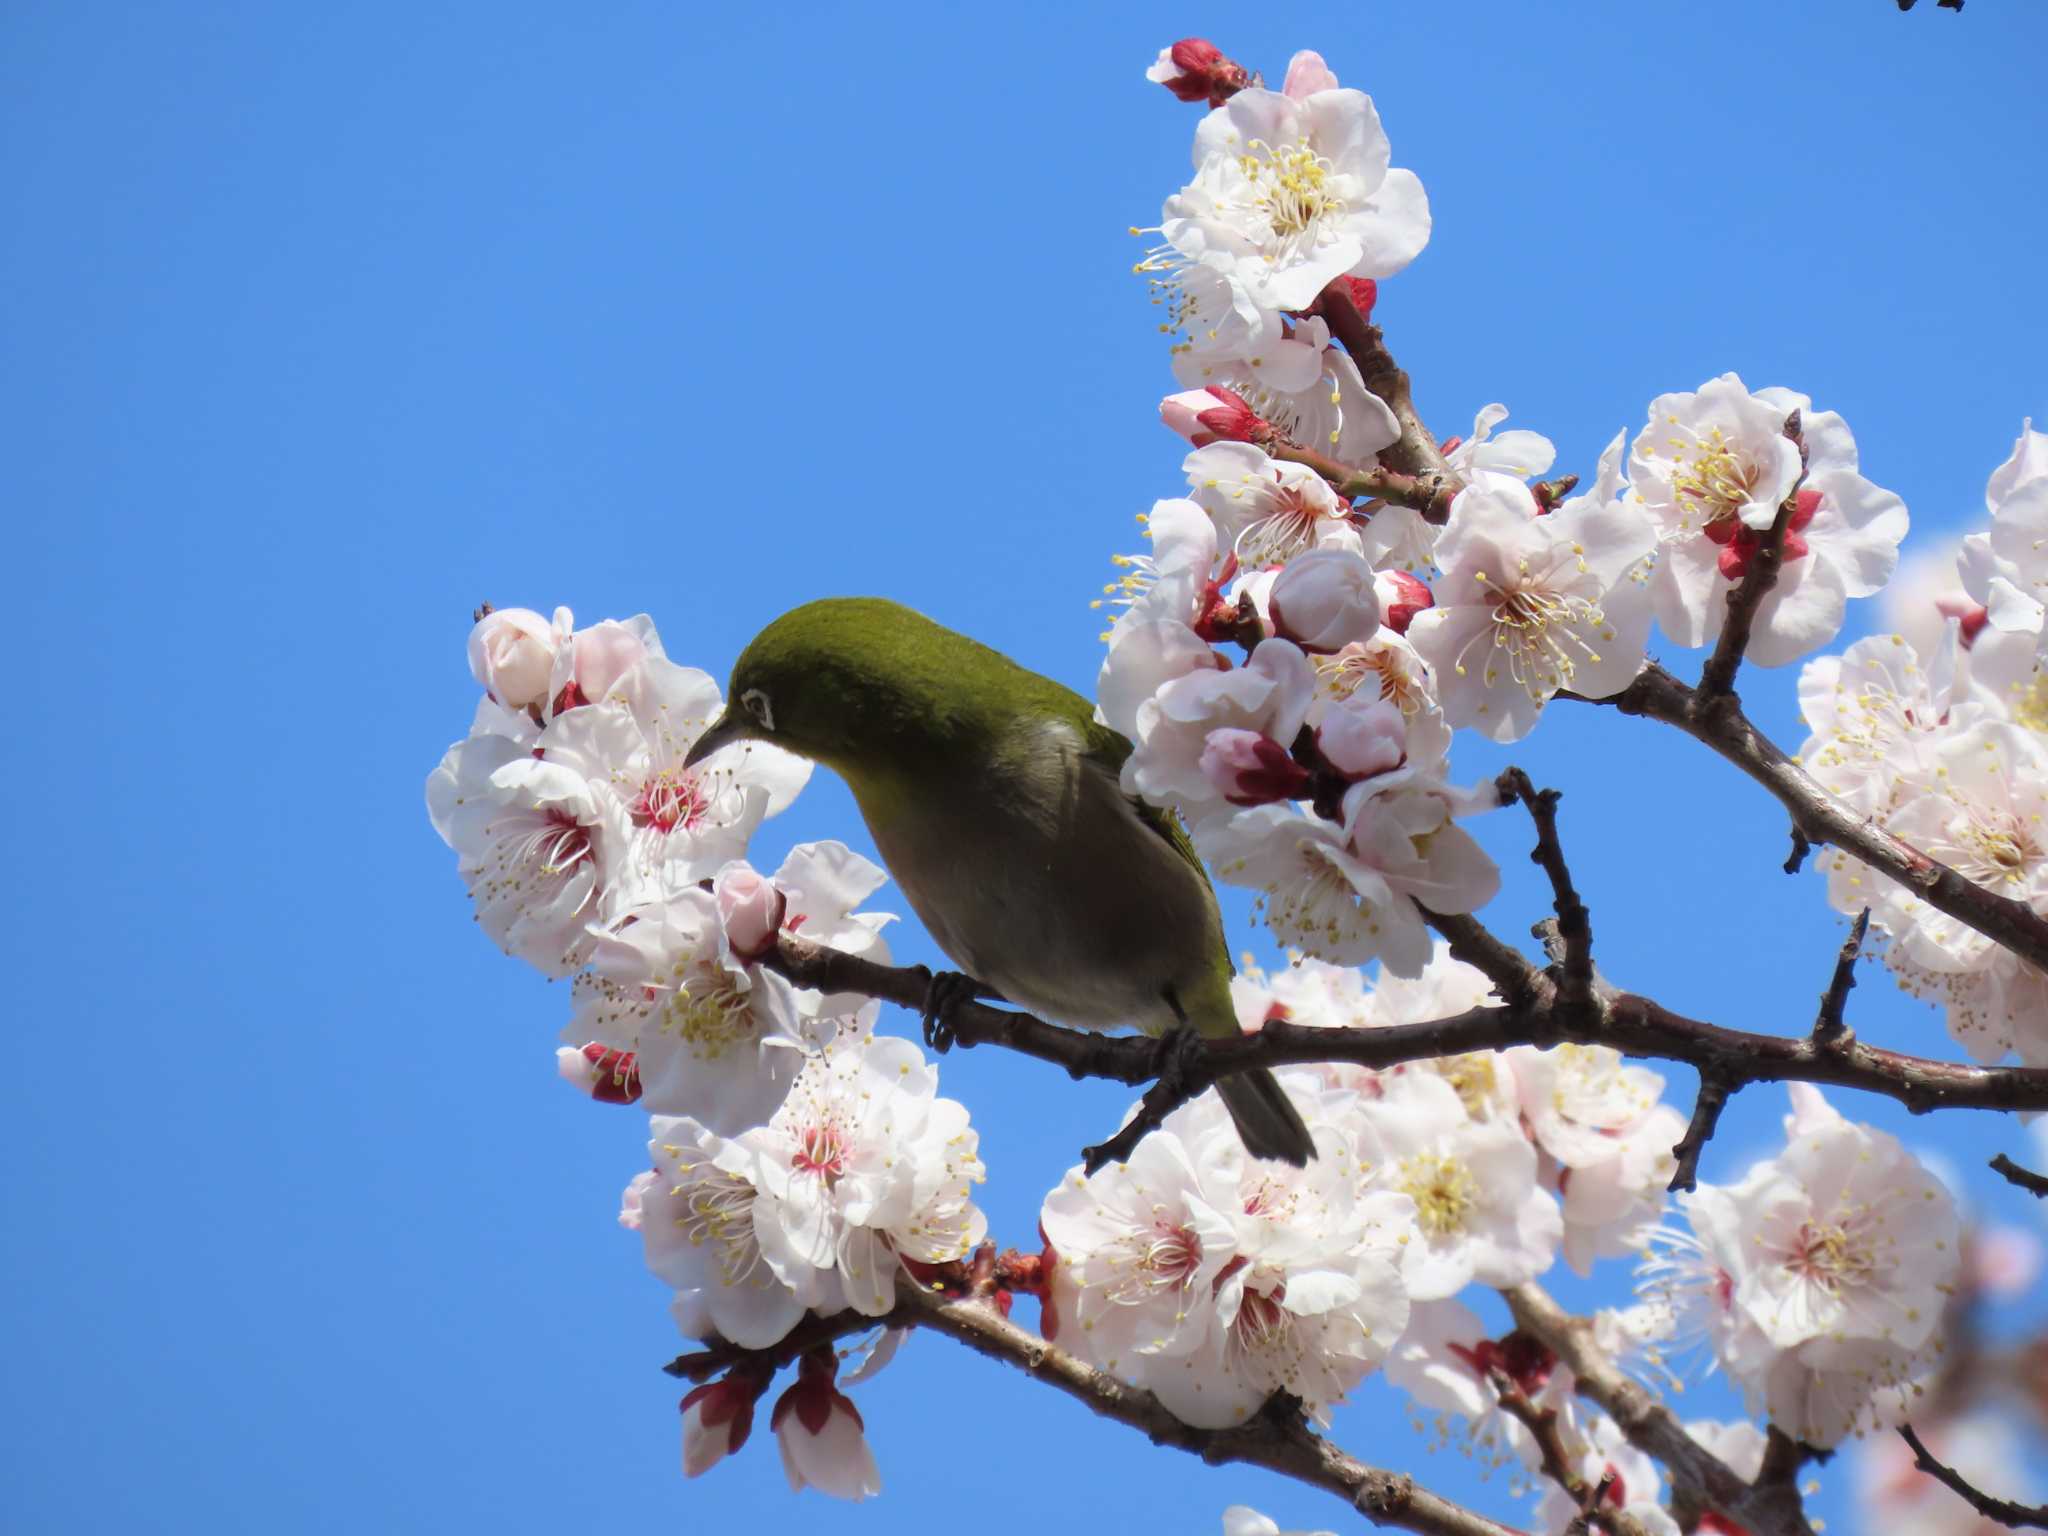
<box><xmin>1576</xmin><ymin>661</ymin><xmax>2048</xmax><ymax>975</ymax></box>
<box><xmin>1269</xmin><ymin>441</ymin><xmax>1461</xmax><ymax>522</ymax></box>
<box><xmin>1812</xmin><ymin>910</ymin><xmax>1870</xmax><ymax>1046</ymax></box>
<box><xmin>1898</xmin><ymin>1424</ymin><xmax>2048</xmax><ymax>1529</ymax></box>
<box><xmin>1668</xmin><ymin>1075</ymin><xmax>1735</xmax><ymax>1193</ymax></box>
<box><xmin>1783</xmin><ymin>827</ymin><xmax>1813</xmax><ymax>875</ymax></box>
<box><xmin>1497</xmin><ymin>768</ymin><xmax>1594</xmax><ymax>1013</ymax></box>
<box><xmin>1311</xmin><ymin>281</ymin><xmax>1464</xmax><ymax>521</ymax></box>
<box><xmin>1990</xmin><ymin>1152</ymin><xmax>2048</xmax><ymax>1198</ymax></box>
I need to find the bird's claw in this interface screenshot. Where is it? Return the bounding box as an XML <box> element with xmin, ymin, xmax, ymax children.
<box><xmin>920</xmin><ymin>969</ymin><xmax>987</xmax><ymax>1054</ymax></box>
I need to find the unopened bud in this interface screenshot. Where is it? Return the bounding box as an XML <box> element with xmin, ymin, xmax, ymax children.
<box><xmin>468</xmin><ymin>607</ymin><xmax>560</xmax><ymax>709</ymax></box>
<box><xmin>1269</xmin><ymin>548</ymin><xmax>1381</xmax><ymax>652</ymax></box>
<box><xmin>715</xmin><ymin>866</ymin><xmax>788</xmax><ymax>961</ymax></box>
<box><xmin>1144</xmin><ymin>38</ymin><xmax>1250</xmax><ymax>107</ymax></box>
<box><xmin>682</xmin><ymin>1366</ymin><xmax>770</xmax><ymax>1479</ymax></box>
<box><xmin>1280</xmin><ymin>49</ymin><xmax>1340</xmax><ymax>100</ymax></box>
<box><xmin>1161</xmin><ymin>386</ymin><xmax>1270</xmax><ymax>448</ymax></box>
<box><xmin>557</xmin><ymin>1043</ymin><xmax>641</xmax><ymax>1105</ymax></box>
<box><xmin>1374</xmin><ymin>569</ymin><xmax>1434</xmax><ymax>634</ymax></box>
<box><xmin>1317</xmin><ymin>696</ymin><xmax>1406</xmax><ymax>780</ymax></box>
<box><xmin>1200</xmin><ymin>728</ymin><xmax>1313</xmax><ymax>806</ymax></box>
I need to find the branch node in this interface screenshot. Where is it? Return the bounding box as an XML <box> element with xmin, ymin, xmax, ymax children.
<box><xmin>1783</xmin><ymin>827</ymin><xmax>1814</xmax><ymax>875</ymax></box>
<box><xmin>1990</xmin><ymin>1151</ymin><xmax>2048</xmax><ymax>1198</ymax></box>
<box><xmin>1668</xmin><ymin>1075</ymin><xmax>1736</xmax><ymax>1193</ymax></box>
<box><xmin>1812</xmin><ymin>909</ymin><xmax>1870</xmax><ymax>1050</ymax></box>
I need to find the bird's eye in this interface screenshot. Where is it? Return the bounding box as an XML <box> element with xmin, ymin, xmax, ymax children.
<box><xmin>740</xmin><ymin>688</ymin><xmax>775</xmax><ymax>732</ymax></box>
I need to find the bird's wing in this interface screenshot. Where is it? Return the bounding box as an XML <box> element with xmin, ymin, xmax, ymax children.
<box><xmin>1078</xmin><ymin>717</ymin><xmax>1216</xmax><ymax>895</ymax></box>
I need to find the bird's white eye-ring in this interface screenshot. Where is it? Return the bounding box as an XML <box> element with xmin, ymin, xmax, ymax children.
<box><xmin>740</xmin><ymin>688</ymin><xmax>775</xmax><ymax>732</ymax></box>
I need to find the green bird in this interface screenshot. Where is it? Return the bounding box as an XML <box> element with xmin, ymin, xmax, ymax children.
<box><xmin>683</xmin><ymin>596</ymin><xmax>1315</xmax><ymax>1167</ymax></box>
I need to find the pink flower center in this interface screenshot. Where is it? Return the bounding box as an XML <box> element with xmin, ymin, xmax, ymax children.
<box><xmin>1706</xmin><ymin>487</ymin><xmax>1820</xmax><ymax>580</ymax></box>
<box><xmin>793</xmin><ymin>1122</ymin><xmax>848</xmax><ymax>1182</ymax></box>
<box><xmin>633</xmin><ymin>768</ymin><xmax>709</xmax><ymax>834</ymax></box>
<box><xmin>536</xmin><ymin>810</ymin><xmax>593</xmax><ymax>874</ymax></box>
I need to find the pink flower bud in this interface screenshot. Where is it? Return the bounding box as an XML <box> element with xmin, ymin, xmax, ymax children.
<box><xmin>1326</xmin><ymin>275</ymin><xmax>1377</xmax><ymax>322</ymax></box>
<box><xmin>1144</xmin><ymin>38</ymin><xmax>1248</xmax><ymax>106</ymax></box>
<box><xmin>1374</xmin><ymin>569</ymin><xmax>1434</xmax><ymax>634</ymax></box>
<box><xmin>1936</xmin><ymin>596</ymin><xmax>1990</xmax><ymax>647</ymax></box>
<box><xmin>1269</xmin><ymin>549</ymin><xmax>1381</xmax><ymax>652</ymax></box>
<box><xmin>1160</xmin><ymin>386</ymin><xmax>1269</xmax><ymax>448</ymax></box>
<box><xmin>1200</xmin><ymin>728</ymin><xmax>1313</xmax><ymax>806</ymax></box>
<box><xmin>716</xmin><ymin>865</ymin><xmax>788</xmax><ymax>961</ymax></box>
<box><xmin>682</xmin><ymin>1367</ymin><xmax>770</xmax><ymax>1479</ymax></box>
<box><xmin>557</xmin><ymin>1043</ymin><xmax>641</xmax><ymax>1105</ymax></box>
<box><xmin>572</xmin><ymin>620</ymin><xmax>648</xmax><ymax>702</ymax></box>
<box><xmin>1281</xmin><ymin>49</ymin><xmax>1340</xmax><ymax>100</ymax></box>
<box><xmin>771</xmin><ymin>1350</ymin><xmax>881</xmax><ymax>1501</ymax></box>
<box><xmin>1317</xmin><ymin>697</ymin><xmax>1407</xmax><ymax>780</ymax></box>
<box><xmin>467</xmin><ymin>607</ymin><xmax>560</xmax><ymax>709</ymax></box>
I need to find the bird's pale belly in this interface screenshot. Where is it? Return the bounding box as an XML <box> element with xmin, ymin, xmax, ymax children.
<box><xmin>858</xmin><ymin>774</ymin><xmax>1223</xmax><ymax>1037</ymax></box>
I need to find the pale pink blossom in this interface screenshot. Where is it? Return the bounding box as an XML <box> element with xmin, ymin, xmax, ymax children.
<box><xmin>1269</xmin><ymin>547</ymin><xmax>1381</xmax><ymax>652</ymax></box>
<box><xmin>467</xmin><ymin>606</ymin><xmax>561</xmax><ymax>709</ymax></box>
<box><xmin>771</xmin><ymin>1351</ymin><xmax>881</xmax><ymax>1501</ymax></box>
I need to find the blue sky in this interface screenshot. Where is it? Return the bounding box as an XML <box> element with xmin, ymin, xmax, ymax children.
<box><xmin>7</xmin><ymin>3</ymin><xmax>2046</xmax><ymax>1532</ymax></box>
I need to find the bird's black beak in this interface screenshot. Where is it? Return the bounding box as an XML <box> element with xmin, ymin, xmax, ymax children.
<box><xmin>683</xmin><ymin>707</ymin><xmax>751</xmax><ymax>770</ymax></box>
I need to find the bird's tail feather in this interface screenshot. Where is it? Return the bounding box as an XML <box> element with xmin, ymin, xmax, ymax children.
<box><xmin>1215</xmin><ymin>1068</ymin><xmax>1315</xmax><ymax>1167</ymax></box>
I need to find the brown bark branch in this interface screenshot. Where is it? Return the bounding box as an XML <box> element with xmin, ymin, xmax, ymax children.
<box><xmin>1504</xmin><ymin>1282</ymin><xmax>1815</xmax><ymax>1536</ymax></box>
<box><xmin>1990</xmin><ymin>1152</ymin><xmax>2048</xmax><ymax>1198</ymax></box>
<box><xmin>1577</xmin><ymin>661</ymin><xmax>2048</xmax><ymax>975</ymax></box>
<box><xmin>1269</xmin><ymin>440</ymin><xmax>1462</xmax><ymax>522</ymax></box>
<box><xmin>1311</xmin><ymin>281</ymin><xmax>1465</xmax><ymax>523</ymax></box>
<box><xmin>762</xmin><ymin>931</ymin><xmax>2048</xmax><ymax>1177</ymax></box>
<box><xmin>1897</xmin><ymin>1424</ymin><xmax>2048</xmax><ymax>1529</ymax></box>
<box><xmin>1497</xmin><ymin>768</ymin><xmax>1595</xmax><ymax>1013</ymax></box>
<box><xmin>673</xmin><ymin>1267</ymin><xmax>1524</xmax><ymax>1536</ymax></box>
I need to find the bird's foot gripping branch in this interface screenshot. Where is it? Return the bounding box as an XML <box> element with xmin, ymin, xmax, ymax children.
<box><xmin>428</xmin><ymin>25</ymin><xmax>2048</xmax><ymax>1536</ymax></box>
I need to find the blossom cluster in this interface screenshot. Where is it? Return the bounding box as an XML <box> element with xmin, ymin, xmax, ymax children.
<box><xmin>427</xmin><ymin>605</ymin><xmax>986</xmax><ymax>1496</ymax></box>
<box><xmin>1106</xmin><ymin>49</ymin><xmax>1910</xmax><ymax>979</ymax></box>
<box><xmin>412</xmin><ymin>29</ymin><xmax>2029</xmax><ymax>1533</ymax></box>
<box><xmin>1798</xmin><ymin>423</ymin><xmax>2048</xmax><ymax>1067</ymax></box>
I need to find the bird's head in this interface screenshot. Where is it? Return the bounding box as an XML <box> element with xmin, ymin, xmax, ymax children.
<box><xmin>684</xmin><ymin>597</ymin><xmax>972</xmax><ymax>779</ymax></box>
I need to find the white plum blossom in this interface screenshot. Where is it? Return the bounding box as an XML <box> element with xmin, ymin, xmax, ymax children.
<box><xmin>425</xmin><ymin>729</ymin><xmax>633</xmax><ymax>977</ymax></box>
<box><xmin>539</xmin><ymin>656</ymin><xmax>810</xmax><ymax>892</ymax></box>
<box><xmin>1797</xmin><ymin>627</ymin><xmax>1970</xmax><ymax>820</ymax></box>
<box><xmin>1959</xmin><ymin>420</ymin><xmax>2048</xmax><ymax>652</ymax></box>
<box><xmin>1097</xmin><ymin>618</ymin><xmax>1230</xmax><ymax>741</ymax></box>
<box><xmin>1043</xmin><ymin>1075</ymin><xmax>1411</xmax><ymax>1428</ymax></box>
<box><xmin>1124</xmin><ymin>637</ymin><xmax>1316</xmax><ymax>822</ymax></box>
<box><xmin>1170</xmin><ymin>312</ymin><xmax>1402</xmax><ymax>465</ymax></box>
<box><xmin>1198</xmin><ymin>777</ymin><xmax>1497</xmax><ymax>975</ymax></box>
<box><xmin>1100</xmin><ymin>498</ymin><xmax>1231</xmax><ymax>645</ymax></box>
<box><xmin>724</xmin><ymin>841</ymin><xmax>896</xmax><ymax>1013</ymax></box>
<box><xmin>571</xmin><ymin>888</ymin><xmax>809</xmax><ymax>1133</ymax></box>
<box><xmin>726</xmin><ymin>1034</ymin><xmax>987</xmax><ymax>1318</ymax></box>
<box><xmin>638</xmin><ymin>1120</ymin><xmax>819</xmax><ymax>1348</ymax></box>
<box><xmin>1185</xmin><ymin>441</ymin><xmax>1361</xmax><ymax>566</ymax></box>
<box><xmin>1406</xmin><ymin>479</ymin><xmax>1656</xmax><ymax>741</ymax></box>
<box><xmin>1382</xmin><ymin>1297</ymin><xmax>1566</xmax><ymax>1469</ymax></box>
<box><xmin>1161</xmin><ymin>86</ymin><xmax>1429</xmax><ymax>312</ymax></box>
<box><xmin>1307</xmin><ymin>627</ymin><xmax>1452</xmax><ymax>772</ymax></box>
<box><xmin>1355</xmin><ymin>1072</ymin><xmax>1560</xmax><ymax>1297</ymax></box>
<box><xmin>1642</xmin><ymin>1085</ymin><xmax>1960</xmax><ymax>1446</ymax></box>
<box><xmin>1443</xmin><ymin>403</ymin><xmax>1556</xmax><ymax>488</ymax></box>
<box><xmin>1883</xmin><ymin>534</ymin><xmax>1986</xmax><ymax>663</ymax></box>
<box><xmin>1633</xmin><ymin>375</ymin><xmax>1908</xmax><ymax>667</ymax></box>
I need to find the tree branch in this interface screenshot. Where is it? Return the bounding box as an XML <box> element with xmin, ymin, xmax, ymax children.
<box><xmin>1990</xmin><ymin>1152</ymin><xmax>2048</xmax><ymax>1198</ymax></box>
<box><xmin>1312</xmin><ymin>281</ymin><xmax>1465</xmax><ymax>522</ymax></box>
<box><xmin>1579</xmin><ymin>661</ymin><xmax>2048</xmax><ymax>975</ymax></box>
<box><xmin>1897</xmin><ymin>1424</ymin><xmax>2048</xmax><ymax>1529</ymax></box>
<box><xmin>1497</xmin><ymin>768</ymin><xmax>1595</xmax><ymax>1014</ymax></box>
<box><xmin>1813</xmin><ymin>909</ymin><xmax>1870</xmax><ymax>1046</ymax></box>
<box><xmin>1269</xmin><ymin>441</ymin><xmax>1462</xmax><ymax>522</ymax></box>
<box><xmin>761</xmin><ymin>931</ymin><xmax>2048</xmax><ymax>1176</ymax></box>
<box><xmin>1504</xmin><ymin>1282</ymin><xmax>1815</xmax><ymax>1536</ymax></box>
<box><xmin>1667</xmin><ymin>1075</ymin><xmax>1734</xmax><ymax>1194</ymax></box>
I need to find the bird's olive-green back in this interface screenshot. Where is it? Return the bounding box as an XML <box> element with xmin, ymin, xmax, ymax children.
<box><xmin>726</xmin><ymin>597</ymin><xmax>1209</xmax><ymax>884</ymax></box>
